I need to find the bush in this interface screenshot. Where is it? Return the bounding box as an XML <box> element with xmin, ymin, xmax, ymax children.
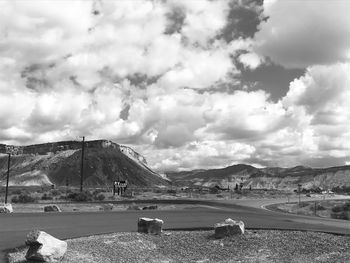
<box><xmin>153</xmin><ymin>189</ymin><xmax>163</xmax><ymax>194</ymax></box>
<box><xmin>167</xmin><ymin>189</ymin><xmax>177</xmax><ymax>194</ymax></box>
<box><xmin>316</xmin><ymin>204</ymin><xmax>326</xmax><ymax>210</ymax></box>
<box><xmin>298</xmin><ymin>202</ymin><xmax>309</xmax><ymax>208</ymax></box>
<box><xmin>343</xmin><ymin>202</ymin><xmax>350</xmax><ymax>211</ymax></box>
<box><xmin>94</xmin><ymin>193</ymin><xmax>106</xmax><ymax>201</ymax></box>
<box><xmin>50</xmin><ymin>189</ymin><xmax>61</xmax><ymax>196</ymax></box>
<box><xmin>41</xmin><ymin>193</ymin><xmax>53</xmax><ymax>200</ymax></box>
<box><xmin>11</xmin><ymin>189</ymin><xmax>22</xmax><ymax>195</ymax></box>
<box><xmin>331</xmin><ymin>211</ymin><xmax>349</xmax><ymax>220</ymax></box>
<box><xmin>67</xmin><ymin>191</ymin><xmax>93</xmax><ymax>202</ymax></box>
<box><xmin>11</xmin><ymin>194</ymin><xmax>36</xmax><ymax>203</ymax></box>
<box><xmin>92</xmin><ymin>189</ymin><xmax>104</xmax><ymax>196</ymax></box>
<box><xmin>332</xmin><ymin>205</ymin><xmax>344</xmax><ymax>213</ymax></box>
<box><xmin>11</xmin><ymin>196</ymin><xmax>18</xmax><ymax>203</ymax></box>
<box><xmin>209</xmin><ymin>187</ymin><xmax>219</xmax><ymax>194</ymax></box>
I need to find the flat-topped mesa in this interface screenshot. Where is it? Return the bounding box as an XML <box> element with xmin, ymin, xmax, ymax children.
<box><xmin>0</xmin><ymin>140</ymin><xmax>120</xmax><ymax>156</ymax></box>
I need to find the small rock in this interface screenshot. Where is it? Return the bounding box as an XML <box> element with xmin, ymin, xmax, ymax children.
<box><xmin>137</xmin><ymin>217</ymin><xmax>163</xmax><ymax>235</ymax></box>
<box><xmin>142</xmin><ymin>205</ymin><xmax>158</xmax><ymax>210</ymax></box>
<box><xmin>214</xmin><ymin>218</ymin><xmax>245</xmax><ymax>238</ymax></box>
<box><xmin>44</xmin><ymin>205</ymin><xmax>61</xmax><ymax>212</ymax></box>
<box><xmin>25</xmin><ymin>230</ymin><xmax>67</xmax><ymax>262</ymax></box>
<box><xmin>100</xmin><ymin>203</ymin><xmax>114</xmax><ymax>211</ymax></box>
<box><xmin>0</xmin><ymin>203</ymin><xmax>13</xmax><ymax>213</ymax></box>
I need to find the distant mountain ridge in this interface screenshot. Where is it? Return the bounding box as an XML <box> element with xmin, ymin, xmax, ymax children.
<box><xmin>0</xmin><ymin>140</ymin><xmax>169</xmax><ymax>188</ymax></box>
<box><xmin>166</xmin><ymin>164</ymin><xmax>350</xmax><ymax>191</ymax></box>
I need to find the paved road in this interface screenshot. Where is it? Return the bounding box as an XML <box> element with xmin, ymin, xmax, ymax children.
<box><xmin>1</xmin><ymin>200</ymin><xmax>350</xmax><ymax>262</ymax></box>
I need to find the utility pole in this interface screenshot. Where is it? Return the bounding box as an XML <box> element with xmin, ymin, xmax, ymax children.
<box><xmin>5</xmin><ymin>153</ymin><xmax>10</xmax><ymax>204</ymax></box>
<box><xmin>80</xmin><ymin>136</ymin><xmax>85</xmax><ymax>192</ymax></box>
<box><xmin>298</xmin><ymin>184</ymin><xmax>302</xmax><ymax>207</ymax></box>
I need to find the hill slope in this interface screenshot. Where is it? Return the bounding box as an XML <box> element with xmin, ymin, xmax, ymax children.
<box><xmin>166</xmin><ymin>164</ymin><xmax>350</xmax><ymax>191</ymax></box>
<box><xmin>0</xmin><ymin>140</ymin><xmax>169</xmax><ymax>188</ymax></box>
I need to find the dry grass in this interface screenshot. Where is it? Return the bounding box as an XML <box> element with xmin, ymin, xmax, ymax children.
<box><xmin>8</xmin><ymin>230</ymin><xmax>350</xmax><ymax>263</ymax></box>
<box><xmin>268</xmin><ymin>200</ymin><xmax>350</xmax><ymax>220</ymax></box>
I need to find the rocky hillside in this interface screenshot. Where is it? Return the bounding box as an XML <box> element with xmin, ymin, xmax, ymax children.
<box><xmin>0</xmin><ymin>140</ymin><xmax>169</xmax><ymax>188</ymax></box>
<box><xmin>166</xmin><ymin>164</ymin><xmax>350</xmax><ymax>191</ymax></box>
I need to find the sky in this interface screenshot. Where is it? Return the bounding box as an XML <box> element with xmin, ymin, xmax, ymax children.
<box><xmin>1</xmin><ymin>0</ymin><xmax>350</xmax><ymax>171</ymax></box>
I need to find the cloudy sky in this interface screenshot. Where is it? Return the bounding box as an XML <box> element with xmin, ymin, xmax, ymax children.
<box><xmin>1</xmin><ymin>0</ymin><xmax>350</xmax><ymax>171</ymax></box>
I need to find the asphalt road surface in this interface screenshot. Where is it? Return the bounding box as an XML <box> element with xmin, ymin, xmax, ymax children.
<box><xmin>1</xmin><ymin>200</ymin><xmax>350</xmax><ymax>262</ymax></box>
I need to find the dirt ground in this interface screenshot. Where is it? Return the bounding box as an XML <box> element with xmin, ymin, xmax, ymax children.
<box><xmin>8</xmin><ymin>230</ymin><xmax>350</xmax><ymax>263</ymax></box>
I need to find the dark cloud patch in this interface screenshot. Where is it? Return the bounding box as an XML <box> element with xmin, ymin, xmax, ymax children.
<box><xmin>69</xmin><ymin>76</ymin><xmax>81</xmax><ymax>87</ymax></box>
<box><xmin>221</xmin><ymin>0</ymin><xmax>264</xmax><ymax>42</ymax></box>
<box><xmin>154</xmin><ymin>125</ymin><xmax>195</xmax><ymax>148</ymax></box>
<box><xmin>98</xmin><ymin>66</ymin><xmax>123</xmax><ymax>84</ymax></box>
<box><xmin>240</xmin><ymin>62</ymin><xmax>304</xmax><ymax>100</ymax></box>
<box><xmin>165</xmin><ymin>6</ymin><xmax>186</xmax><ymax>35</ymax></box>
<box><xmin>119</xmin><ymin>104</ymin><xmax>130</xmax><ymax>121</ymax></box>
<box><xmin>127</xmin><ymin>73</ymin><xmax>160</xmax><ymax>88</ymax></box>
<box><xmin>21</xmin><ymin>64</ymin><xmax>50</xmax><ymax>91</ymax></box>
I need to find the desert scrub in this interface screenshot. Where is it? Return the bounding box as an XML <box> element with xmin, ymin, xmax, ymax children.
<box><xmin>41</xmin><ymin>193</ymin><xmax>53</xmax><ymax>200</ymax></box>
<box><xmin>331</xmin><ymin>201</ymin><xmax>350</xmax><ymax>220</ymax></box>
<box><xmin>67</xmin><ymin>191</ymin><xmax>93</xmax><ymax>202</ymax></box>
<box><xmin>93</xmin><ymin>193</ymin><xmax>106</xmax><ymax>201</ymax></box>
<box><xmin>11</xmin><ymin>193</ymin><xmax>37</xmax><ymax>203</ymax></box>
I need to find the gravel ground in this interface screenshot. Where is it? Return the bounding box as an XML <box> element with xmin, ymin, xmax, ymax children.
<box><xmin>8</xmin><ymin>230</ymin><xmax>350</xmax><ymax>263</ymax></box>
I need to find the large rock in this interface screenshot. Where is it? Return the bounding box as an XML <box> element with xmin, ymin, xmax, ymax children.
<box><xmin>214</xmin><ymin>218</ymin><xmax>245</xmax><ymax>238</ymax></box>
<box><xmin>0</xmin><ymin>203</ymin><xmax>13</xmax><ymax>213</ymax></box>
<box><xmin>137</xmin><ymin>217</ymin><xmax>163</xmax><ymax>235</ymax></box>
<box><xmin>25</xmin><ymin>230</ymin><xmax>67</xmax><ymax>262</ymax></box>
<box><xmin>44</xmin><ymin>205</ymin><xmax>61</xmax><ymax>212</ymax></box>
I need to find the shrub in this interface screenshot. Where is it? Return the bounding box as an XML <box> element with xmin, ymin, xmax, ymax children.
<box><xmin>153</xmin><ymin>189</ymin><xmax>163</xmax><ymax>194</ymax></box>
<box><xmin>94</xmin><ymin>193</ymin><xmax>106</xmax><ymax>201</ymax></box>
<box><xmin>209</xmin><ymin>187</ymin><xmax>219</xmax><ymax>194</ymax></box>
<box><xmin>298</xmin><ymin>202</ymin><xmax>309</xmax><ymax>208</ymax></box>
<box><xmin>67</xmin><ymin>191</ymin><xmax>93</xmax><ymax>202</ymax></box>
<box><xmin>41</xmin><ymin>193</ymin><xmax>53</xmax><ymax>200</ymax></box>
<box><xmin>92</xmin><ymin>189</ymin><xmax>104</xmax><ymax>196</ymax></box>
<box><xmin>343</xmin><ymin>202</ymin><xmax>350</xmax><ymax>211</ymax></box>
<box><xmin>11</xmin><ymin>194</ymin><xmax>36</xmax><ymax>203</ymax></box>
<box><xmin>11</xmin><ymin>196</ymin><xmax>18</xmax><ymax>203</ymax></box>
<box><xmin>332</xmin><ymin>205</ymin><xmax>344</xmax><ymax>213</ymax></box>
<box><xmin>11</xmin><ymin>189</ymin><xmax>22</xmax><ymax>195</ymax></box>
<box><xmin>167</xmin><ymin>189</ymin><xmax>177</xmax><ymax>194</ymax></box>
<box><xmin>316</xmin><ymin>204</ymin><xmax>326</xmax><ymax>210</ymax></box>
<box><xmin>50</xmin><ymin>189</ymin><xmax>61</xmax><ymax>196</ymax></box>
<box><xmin>331</xmin><ymin>211</ymin><xmax>349</xmax><ymax>220</ymax></box>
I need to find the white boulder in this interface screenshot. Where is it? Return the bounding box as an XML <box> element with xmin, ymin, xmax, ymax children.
<box><xmin>0</xmin><ymin>203</ymin><xmax>13</xmax><ymax>213</ymax></box>
<box><xmin>137</xmin><ymin>217</ymin><xmax>163</xmax><ymax>235</ymax></box>
<box><xmin>214</xmin><ymin>218</ymin><xmax>245</xmax><ymax>238</ymax></box>
<box><xmin>25</xmin><ymin>230</ymin><xmax>67</xmax><ymax>262</ymax></box>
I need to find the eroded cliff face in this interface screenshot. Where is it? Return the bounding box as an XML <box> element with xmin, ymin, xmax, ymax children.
<box><xmin>0</xmin><ymin>140</ymin><xmax>168</xmax><ymax>187</ymax></box>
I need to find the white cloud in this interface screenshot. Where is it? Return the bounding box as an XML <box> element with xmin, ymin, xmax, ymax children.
<box><xmin>254</xmin><ymin>0</ymin><xmax>350</xmax><ymax>68</ymax></box>
<box><xmin>238</xmin><ymin>52</ymin><xmax>263</xmax><ymax>70</ymax></box>
<box><xmin>2</xmin><ymin>0</ymin><xmax>350</xmax><ymax>171</ymax></box>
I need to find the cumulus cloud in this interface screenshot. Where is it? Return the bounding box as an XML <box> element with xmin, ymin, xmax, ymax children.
<box><xmin>238</xmin><ymin>52</ymin><xmax>263</xmax><ymax>70</ymax></box>
<box><xmin>254</xmin><ymin>0</ymin><xmax>350</xmax><ymax>68</ymax></box>
<box><xmin>1</xmin><ymin>0</ymin><xmax>350</xmax><ymax>171</ymax></box>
